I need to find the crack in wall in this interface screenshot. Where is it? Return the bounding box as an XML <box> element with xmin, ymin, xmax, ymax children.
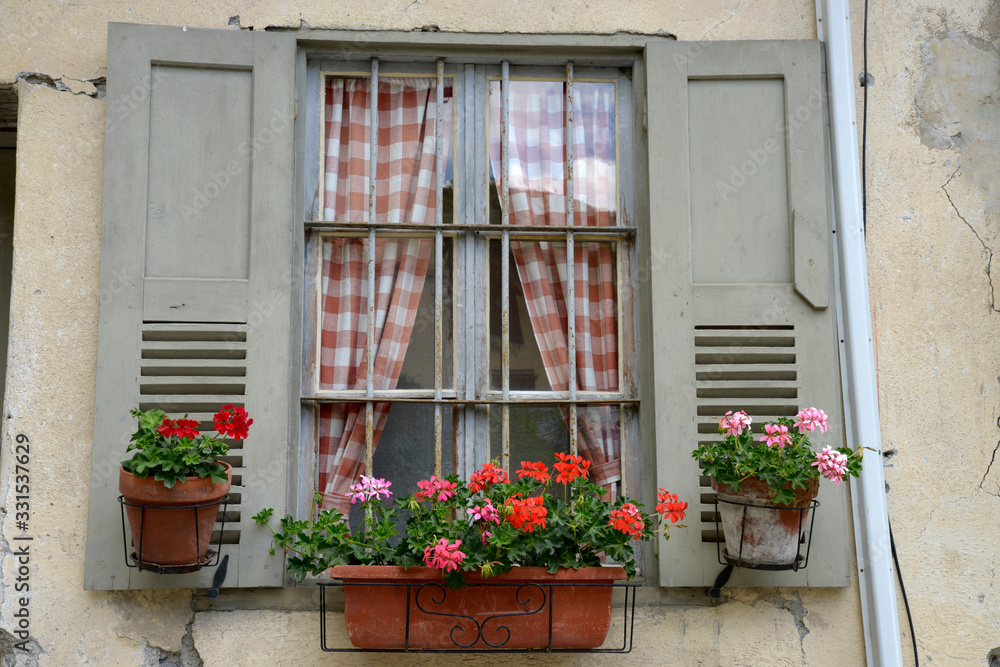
<box><xmin>979</xmin><ymin>414</ymin><xmax>1000</xmax><ymax>495</ymax></box>
<box><xmin>942</xmin><ymin>167</ymin><xmax>1000</xmax><ymax>313</ymax></box>
<box><xmin>15</xmin><ymin>72</ymin><xmax>105</xmax><ymax>100</ymax></box>
<box><xmin>701</xmin><ymin>0</ymin><xmax>741</xmax><ymax>40</ymax></box>
<box><xmin>138</xmin><ymin>618</ymin><xmax>202</xmax><ymax>667</ymax></box>
<box><xmin>764</xmin><ymin>592</ymin><xmax>809</xmax><ymax>663</ymax></box>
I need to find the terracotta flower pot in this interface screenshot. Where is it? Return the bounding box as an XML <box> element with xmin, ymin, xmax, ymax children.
<box><xmin>712</xmin><ymin>476</ymin><xmax>819</xmax><ymax>568</ymax></box>
<box><xmin>118</xmin><ymin>462</ymin><xmax>231</xmax><ymax>569</ymax></box>
<box><xmin>330</xmin><ymin>564</ymin><xmax>626</xmax><ymax>649</ymax></box>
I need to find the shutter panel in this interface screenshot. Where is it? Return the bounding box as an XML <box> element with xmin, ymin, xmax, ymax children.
<box><xmin>85</xmin><ymin>24</ymin><xmax>296</xmax><ymax>590</ymax></box>
<box><xmin>647</xmin><ymin>40</ymin><xmax>850</xmax><ymax>586</ymax></box>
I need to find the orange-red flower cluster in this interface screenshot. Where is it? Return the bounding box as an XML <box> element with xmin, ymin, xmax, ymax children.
<box><xmin>655</xmin><ymin>488</ymin><xmax>688</xmax><ymax>523</ymax></box>
<box><xmin>515</xmin><ymin>460</ymin><xmax>550</xmax><ymax>483</ymax></box>
<box><xmin>553</xmin><ymin>452</ymin><xmax>590</xmax><ymax>484</ymax></box>
<box><xmin>504</xmin><ymin>495</ymin><xmax>547</xmax><ymax>532</ymax></box>
<box><xmin>469</xmin><ymin>461</ymin><xmax>510</xmax><ymax>492</ymax></box>
<box><xmin>609</xmin><ymin>502</ymin><xmax>645</xmax><ymax>538</ymax></box>
<box><xmin>214</xmin><ymin>405</ymin><xmax>253</xmax><ymax>440</ymax></box>
<box><xmin>158</xmin><ymin>417</ymin><xmax>200</xmax><ymax>439</ymax></box>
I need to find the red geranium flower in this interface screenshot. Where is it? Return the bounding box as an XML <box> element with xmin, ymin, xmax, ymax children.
<box><xmin>516</xmin><ymin>461</ymin><xmax>550</xmax><ymax>484</ymax></box>
<box><xmin>553</xmin><ymin>452</ymin><xmax>590</xmax><ymax>484</ymax></box>
<box><xmin>214</xmin><ymin>404</ymin><xmax>253</xmax><ymax>440</ymax></box>
<box><xmin>655</xmin><ymin>488</ymin><xmax>688</xmax><ymax>524</ymax></box>
<box><xmin>469</xmin><ymin>461</ymin><xmax>510</xmax><ymax>493</ymax></box>
<box><xmin>504</xmin><ymin>495</ymin><xmax>547</xmax><ymax>533</ymax></box>
<box><xmin>609</xmin><ymin>502</ymin><xmax>645</xmax><ymax>539</ymax></box>
<box><xmin>157</xmin><ymin>417</ymin><xmax>200</xmax><ymax>439</ymax></box>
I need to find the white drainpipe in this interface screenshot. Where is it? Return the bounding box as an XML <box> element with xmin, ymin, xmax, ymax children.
<box><xmin>815</xmin><ymin>2</ymin><xmax>903</xmax><ymax>666</ymax></box>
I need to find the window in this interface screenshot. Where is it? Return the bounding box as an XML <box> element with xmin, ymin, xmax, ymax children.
<box><xmin>299</xmin><ymin>59</ymin><xmax>638</xmax><ymax>521</ymax></box>
<box><xmin>86</xmin><ymin>25</ymin><xmax>850</xmax><ymax>591</ymax></box>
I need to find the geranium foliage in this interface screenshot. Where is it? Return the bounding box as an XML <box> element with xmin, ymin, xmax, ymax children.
<box><xmin>122</xmin><ymin>405</ymin><xmax>251</xmax><ymax>487</ymax></box>
<box><xmin>254</xmin><ymin>454</ymin><xmax>688</xmax><ymax>588</ymax></box>
<box><xmin>691</xmin><ymin>408</ymin><xmax>867</xmax><ymax>505</ymax></box>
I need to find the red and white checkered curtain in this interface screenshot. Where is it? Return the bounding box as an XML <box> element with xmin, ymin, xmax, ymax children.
<box><xmin>318</xmin><ymin>77</ymin><xmax>450</xmax><ymax>513</ymax></box>
<box><xmin>488</xmin><ymin>81</ymin><xmax>621</xmax><ymax>490</ymax></box>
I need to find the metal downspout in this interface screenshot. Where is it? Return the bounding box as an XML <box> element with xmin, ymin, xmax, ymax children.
<box><xmin>815</xmin><ymin>1</ymin><xmax>903</xmax><ymax>665</ymax></box>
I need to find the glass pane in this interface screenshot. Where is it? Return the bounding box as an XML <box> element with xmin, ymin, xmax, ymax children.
<box><xmin>575</xmin><ymin>404</ymin><xmax>622</xmax><ymax>495</ymax></box>
<box><xmin>398</xmin><ymin>237</ymin><xmax>454</xmax><ymax>391</ymax></box>
<box><xmin>487</xmin><ymin>404</ymin><xmax>621</xmax><ymax>495</ymax></box>
<box><xmin>573</xmin><ymin>82</ymin><xmax>617</xmax><ymax>227</ymax></box>
<box><xmin>489</xmin><ymin>240</ymin><xmax>619</xmax><ymax>393</ymax></box>
<box><xmin>319</xmin><ymin>235</ymin><xmax>452</xmax><ymax>391</ymax></box>
<box><xmin>487</xmin><ymin>79</ymin><xmax>616</xmax><ymax>226</ymax></box>
<box><xmin>347</xmin><ymin>403</ymin><xmax>455</xmax><ymax>536</ymax></box>
<box><xmin>489</xmin><ymin>239</ymin><xmax>555</xmax><ymax>392</ymax></box>
<box><xmin>489</xmin><ymin>405</ymin><xmax>569</xmax><ymax>466</ymax></box>
<box><xmin>322</xmin><ymin>75</ymin><xmax>453</xmax><ymax>223</ymax></box>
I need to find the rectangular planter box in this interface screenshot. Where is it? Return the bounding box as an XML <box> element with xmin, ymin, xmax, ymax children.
<box><xmin>330</xmin><ymin>564</ymin><xmax>627</xmax><ymax>650</ymax></box>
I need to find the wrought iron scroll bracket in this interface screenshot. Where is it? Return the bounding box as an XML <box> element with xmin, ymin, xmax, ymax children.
<box><xmin>318</xmin><ymin>580</ymin><xmax>639</xmax><ymax>654</ymax></box>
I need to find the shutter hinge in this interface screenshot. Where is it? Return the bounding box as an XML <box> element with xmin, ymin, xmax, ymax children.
<box><xmin>294</xmin><ymin>97</ymin><xmax>298</xmax><ymax>120</ymax></box>
<box><xmin>642</xmin><ymin>96</ymin><xmax>647</xmax><ymax>132</ymax></box>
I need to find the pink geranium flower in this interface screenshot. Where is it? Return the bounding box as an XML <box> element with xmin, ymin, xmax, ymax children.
<box><xmin>759</xmin><ymin>423</ymin><xmax>792</xmax><ymax>448</ymax></box>
<box><xmin>812</xmin><ymin>446</ymin><xmax>848</xmax><ymax>484</ymax></box>
<box><xmin>415</xmin><ymin>476</ymin><xmax>458</xmax><ymax>502</ymax></box>
<box><xmin>422</xmin><ymin>538</ymin><xmax>466</xmax><ymax>571</ymax></box>
<box><xmin>348</xmin><ymin>475</ymin><xmax>392</xmax><ymax>504</ymax></box>
<box><xmin>719</xmin><ymin>410</ymin><xmax>752</xmax><ymax>436</ymax></box>
<box><xmin>795</xmin><ymin>407</ymin><xmax>830</xmax><ymax>434</ymax></box>
<box><xmin>467</xmin><ymin>500</ymin><xmax>501</xmax><ymax>525</ymax></box>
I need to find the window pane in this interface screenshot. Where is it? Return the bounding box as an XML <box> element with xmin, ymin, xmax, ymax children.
<box><xmin>574</xmin><ymin>404</ymin><xmax>621</xmax><ymax>491</ymax></box>
<box><xmin>489</xmin><ymin>240</ymin><xmax>619</xmax><ymax>393</ymax></box>
<box><xmin>488</xmin><ymin>404</ymin><xmax>622</xmax><ymax>496</ymax></box>
<box><xmin>489</xmin><ymin>239</ymin><xmax>557</xmax><ymax>391</ymax></box>
<box><xmin>345</xmin><ymin>403</ymin><xmax>455</xmax><ymax>534</ymax></box>
<box><xmin>319</xmin><ymin>235</ymin><xmax>452</xmax><ymax>391</ymax></box>
<box><xmin>488</xmin><ymin>79</ymin><xmax>616</xmax><ymax>227</ymax></box>
<box><xmin>489</xmin><ymin>405</ymin><xmax>569</xmax><ymax>465</ymax></box>
<box><xmin>322</xmin><ymin>75</ymin><xmax>453</xmax><ymax>223</ymax></box>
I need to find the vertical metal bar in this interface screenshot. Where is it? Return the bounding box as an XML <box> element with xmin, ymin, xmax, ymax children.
<box><xmin>619</xmin><ymin>402</ymin><xmax>626</xmax><ymax>497</ymax></box>
<box><xmin>500</xmin><ymin>60</ymin><xmax>511</xmax><ymax>472</ymax></box>
<box><xmin>365</xmin><ymin>57</ymin><xmax>379</xmax><ymax>475</ymax></box>
<box><xmin>434</xmin><ymin>58</ymin><xmax>445</xmax><ymax>477</ymax></box>
<box><xmin>565</xmin><ymin>62</ymin><xmax>578</xmax><ymax>457</ymax></box>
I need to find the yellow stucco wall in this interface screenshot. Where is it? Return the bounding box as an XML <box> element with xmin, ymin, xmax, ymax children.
<box><xmin>2</xmin><ymin>0</ymin><xmax>997</xmax><ymax>665</ymax></box>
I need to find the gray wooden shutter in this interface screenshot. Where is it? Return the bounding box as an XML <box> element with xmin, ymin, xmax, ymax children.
<box><xmin>84</xmin><ymin>23</ymin><xmax>296</xmax><ymax>590</ymax></box>
<box><xmin>647</xmin><ymin>40</ymin><xmax>850</xmax><ymax>586</ymax></box>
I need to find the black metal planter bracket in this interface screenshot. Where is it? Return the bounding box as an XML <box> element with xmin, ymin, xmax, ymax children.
<box><xmin>118</xmin><ymin>494</ymin><xmax>230</xmax><ymax>575</ymax></box>
<box><xmin>318</xmin><ymin>579</ymin><xmax>640</xmax><ymax>654</ymax></box>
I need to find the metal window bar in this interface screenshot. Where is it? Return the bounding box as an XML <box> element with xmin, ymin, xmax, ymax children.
<box><xmin>365</xmin><ymin>57</ymin><xmax>379</xmax><ymax>477</ymax></box>
<box><xmin>500</xmin><ymin>60</ymin><xmax>511</xmax><ymax>472</ymax></box>
<box><xmin>305</xmin><ymin>221</ymin><xmax>636</xmax><ymax>237</ymax></box>
<box><xmin>565</xmin><ymin>61</ymin><xmax>578</xmax><ymax>459</ymax></box>
<box><xmin>303</xmin><ymin>395</ymin><xmax>638</xmax><ymax>405</ymax></box>
<box><xmin>434</xmin><ymin>58</ymin><xmax>445</xmax><ymax>477</ymax></box>
<box><xmin>318</xmin><ymin>580</ymin><xmax>638</xmax><ymax>653</ymax></box>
